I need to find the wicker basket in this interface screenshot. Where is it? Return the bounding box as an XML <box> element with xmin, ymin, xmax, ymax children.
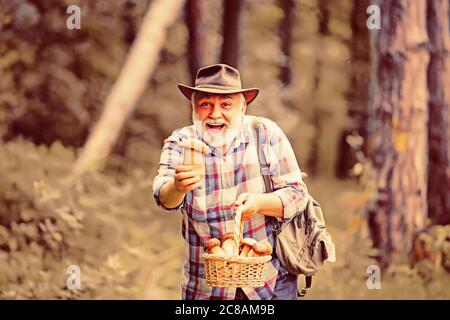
<box><xmin>201</xmin><ymin>207</ymin><xmax>272</xmax><ymax>287</ymax></box>
<box><xmin>202</xmin><ymin>253</ymin><xmax>272</xmax><ymax>287</ymax></box>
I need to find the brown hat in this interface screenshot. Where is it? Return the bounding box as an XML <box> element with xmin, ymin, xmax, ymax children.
<box><xmin>178</xmin><ymin>64</ymin><xmax>259</xmax><ymax>105</ymax></box>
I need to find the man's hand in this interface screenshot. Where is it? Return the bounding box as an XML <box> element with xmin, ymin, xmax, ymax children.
<box><xmin>233</xmin><ymin>192</ymin><xmax>260</xmax><ymax>220</ymax></box>
<box><xmin>174</xmin><ymin>164</ymin><xmax>201</xmax><ymax>193</ymax></box>
<box><xmin>233</xmin><ymin>192</ymin><xmax>284</xmax><ymax>220</ymax></box>
<box><xmin>158</xmin><ymin>164</ymin><xmax>201</xmax><ymax>209</ymax></box>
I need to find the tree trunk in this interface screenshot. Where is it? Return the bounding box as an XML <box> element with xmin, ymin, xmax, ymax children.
<box><xmin>72</xmin><ymin>0</ymin><xmax>185</xmax><ymax>176</ymax></box>
<box><xmin>121</xmin><ymin>0</ymin><xmax>137</xmax><ymax>45</ymax></box>
<box><xmin>307</xmin><ymin>0</ymin><xmax>329</xmax><ymax>176</ymax></box>
<box><xmin>426</xmin><ymin>0</ymin><xmax>450</xmax><ymax>225</ymax></box>
<box><xmin>185</xmin><ymin>0</ymin><xmax>206</xmax><ymax>84</ymax></box>
<box><xmin>220</xmin><ymin>0</ymin><xmax>242</xmax><ymax>68</ymax></box>
<box><xmin>368</xmin><ymin>0</ymin><xmax>429</xmax><ymax>270</ymax></box>
<box><xmin>335</xmin><ymin>0</ymin><xmax>370</xmax><ymax>178</ymax></box>
<box><xmin>277</xmin><ymin>0</ymin><xmax>295</xmax><ymax>87</ymax></box>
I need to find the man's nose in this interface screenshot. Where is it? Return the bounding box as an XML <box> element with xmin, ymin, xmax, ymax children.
<box><xmin>209</xmin><ymin>104</ymin><xmax>222</xmax><ymax>119</ymax></box>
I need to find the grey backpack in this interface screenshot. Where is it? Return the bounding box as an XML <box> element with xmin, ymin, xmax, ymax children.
<box><xmin>252</xmin><ymin>117</ymin><xmax>336</xmax><ymax>297</ymax></box>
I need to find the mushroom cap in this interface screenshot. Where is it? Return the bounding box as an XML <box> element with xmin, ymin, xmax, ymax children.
<box><xmin>241</xmin><ymin>238</ymin><xmax>257</xmax><ymax>247</ymax></box>
<box><xmin>252</xmin><ymin>241</ymin><xmax>273</xmax><ymax>255</ymax></box>
<box><xmin>178</xmin><ymin>138</ymin><xmax>210</xmax><ymax>154</ymax></box>
<box><xmin>204</xmin><ymin>238</ymin><xmax>221</xmax><ymax>251</ymax></box>
<box><xmin>221</xmin><ymin>232</ymin><xmax>235</xmax><ymax>242</ymax></box>
<box><xmin>265</xmin><ymin>242</ymin><xmax>273</xmax><ymax>254</ymax></box>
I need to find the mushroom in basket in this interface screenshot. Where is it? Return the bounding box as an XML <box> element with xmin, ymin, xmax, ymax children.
<box><xmin>221</xmin><ymin>232</ymin><xmax>238</xmax><ymax>257</ymax></box>
<box><xmin>203</xmin><ymin>238</ymin><xmax>226</xmax><ymax>255</ymax></box>
<box><xmin>239</xmin><ymin>238</ymin><xmax>257</xmax><ymax>257</ymax></box>
<box><xmin>248</xmin><ymin>240</ymin><xmax>273</xmax><ymax>257</ymax></box>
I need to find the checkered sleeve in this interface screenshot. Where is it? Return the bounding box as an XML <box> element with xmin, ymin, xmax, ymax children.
<box><xmin>152</xmin><ymin>130</ymin><xmax>185</xmax><ymax>212</ymax></box>
<box><xmin>262</xmin><ymin>119</ymin><xmax>309</xmax><ymax>220</ymax></box>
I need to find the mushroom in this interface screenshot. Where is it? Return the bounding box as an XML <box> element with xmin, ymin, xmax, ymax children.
<box><xmin>178</xmin><ymin>138</ymin><xmax>210</xmax><ymax>159</ymax></box>
<box><xmin>221</xmin><ymin>232</ymin><xmax>238</xmax><ymax>257</ymax></box>
<box><xmin>248</xmin><ymin>240</ymin><xmax>273</xmax><ymax>257</ymax></box>
<box><xmin>178</xmin><ymin>138</ymin><xmax>210</xmax><ymax>188</ymax></box>
<box><xmin>239</xmin><ymin>238</ymin><xmax>257</xmax><ymax>257</ymax></box>
<box><xmin>203</xmin><ymin>238</ymin><xmax>226</xmax><ymax>255</ymax></box>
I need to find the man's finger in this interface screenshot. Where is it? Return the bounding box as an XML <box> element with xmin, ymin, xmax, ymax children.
<box><xmin>175</xmin><ymin>170</ymin><xmax>198</xmax><ymax>181</ymax></box>
<box><xmin>240</xmin><ymin>202</ymin><xmax>251</xmax><ymax>214</ymax></box>
<box><xmin>241</xmin><ymin>212</ymin><xmax>252</xmax><ymax>220</ymax></box>
<box><xmin>186</xmin><ymin>181</ymin><xmax>202</xmax><ymax>192</ymax></box>
<box><xmin>180</xmin><ymin>176</ymin><xmax>200</xmax><ymax>187</ymax></box>
<box><xmin>175</xmin><ymin>164</ymin><xmax>194</xmax><ymax>173</ymax></box>
<box><xmin>240</xmin><ymin>204</ymin><xmax>253</xmax><ymax>220</ymax></box>
<box><xmin>234</xmin><ymin>193</ymin><xmax>249</xmax><ymax>207</ymax></box>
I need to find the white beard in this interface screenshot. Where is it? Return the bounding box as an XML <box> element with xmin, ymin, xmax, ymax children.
<box><xmin>192</xmin><ymin>111</ymin><xmax>244</xmax><ymax>150</ymax></box>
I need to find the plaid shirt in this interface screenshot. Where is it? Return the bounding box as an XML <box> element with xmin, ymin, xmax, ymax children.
<box><xmin>152</xmin><ymin>115</ymin><xmax>309</xmax><ymax>300</ymax></box>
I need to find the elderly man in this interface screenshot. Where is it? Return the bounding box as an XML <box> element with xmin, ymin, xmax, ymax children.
<box><xmin>152</xmin><ymin>64</ymin><xmax>309</xmax><ymax>300</ymax></box>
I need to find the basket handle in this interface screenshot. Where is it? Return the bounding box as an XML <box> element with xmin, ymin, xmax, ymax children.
<box><xmin>234</xmin><ymin>206</ymin><xmax>244</xmax><ymax>249</ymax></box>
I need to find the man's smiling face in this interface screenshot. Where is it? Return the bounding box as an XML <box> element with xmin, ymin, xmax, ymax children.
<box><xmin>192</xmin><ymin>92</ymin><xmax>246</xmax><ymax>135</ymax></box>
<box><xmin>191</xmin><ymin>92</ymin><xmax>247</xmax><ymax>150</ymax></box>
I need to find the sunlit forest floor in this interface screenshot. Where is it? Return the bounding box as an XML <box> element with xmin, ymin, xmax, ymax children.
<box><xmin>1</xmin><ymin>140</ymin><xmax>449</xmax><ymax>299</ymax></box>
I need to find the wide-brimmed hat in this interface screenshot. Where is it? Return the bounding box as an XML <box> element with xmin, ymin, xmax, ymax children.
<box><xmin>178</xmin><ymin>64</ymin><xmax>259</xmax><ymax>105</ymax></box>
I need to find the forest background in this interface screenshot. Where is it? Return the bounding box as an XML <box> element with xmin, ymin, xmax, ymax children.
<box><xmin>0</xmin><ymin>0</ymin><xmax>449</xmax><ymax>299</ymax></box>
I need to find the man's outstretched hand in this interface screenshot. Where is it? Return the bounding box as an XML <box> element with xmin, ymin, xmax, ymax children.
<box><xmin>158</xmin><ymin>164</ymin><xmax>201</xmax><ymax>209</ymax></box>
<box><xmin>174</xmin><ymin>164</ymin><xmax>201</xmax><ymax>193</ymax></box>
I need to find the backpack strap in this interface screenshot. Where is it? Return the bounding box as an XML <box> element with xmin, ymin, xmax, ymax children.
<box><xmin>298</xmin><ymin>276</ymin><xmax>312</xmax><ymax>297</ymax></box>
<box><xmin>251</xmin><ymin>117</ymin><xmax>273</xmax><ymax>193</ymax></box>
<box><xmin>251</xmin><ymin>116</ymin><xmax>314</xmax><ymax>298</ymax></box>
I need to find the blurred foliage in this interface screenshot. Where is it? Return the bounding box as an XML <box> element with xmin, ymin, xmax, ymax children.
<box><xmin>0</xmin><ymin>0</ymin><xmax>359</xmax><ymax>177</ymax></box>
<box><xmin>0</xmin><ymin>0</ymin><xmax>448</xmax><ymax>300</ymax></box>
<box><xmin>0</xmin><ymin>140</ymin><xmax>183</xmax><ymax>299</ymax></box>
<box><xmin>0</xmin><ymin>0</ymin><xmax>165</xmax><ymax>167</ymax></box>
<box><xmin>240</xmin><ymin>0</ymin><xmax>353</xmax><ymax>176</ymax></box>
<box><xmin>409</xmin><ymin>225</ymin><xmax>450</xmax><ymax>280</ymax></box>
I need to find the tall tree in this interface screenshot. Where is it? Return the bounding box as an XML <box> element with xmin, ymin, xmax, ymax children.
<box><xmin>307</xmin><ymin>0</ymin><xmax>329</xmax><ymax>176</ymax></box>
<box><xmin>348</xmin><ymin>0</ymin><xmax>370</xmax><ymax>144</ymax></box>
<box><xmin>277</xmin><ymin>0</ymin><xmax>296</xmax><ymax>87</ymax></box>
<box><xmin>368</xmin><ymin>0</ymin><xmax>429</xmax><ymax>270</ymax></box>
<box><xmin>72</xmin><ymin>0</ymin><xmax>185</xmax><ymax>177</ymax></box>
<box><xmin>426</xmin><ymin>0</ymin><xmax>450</xmax><ymax>225</ymax></box>
<box><xmin>185</xmin><ymin>0</ymin><xmax>206</xmax><ymax>83</ymax></box>
<box><xmin>335</xmin><ymin>0</ymin><xmax>370</xmax><ymax>178</ymax></box>
<box><xmin>121</xmin><ymin>0</ymin><xmax>137</xmax><ymax>45</ymax></box>
<box><xmin>220</xmin><ymin>0</ymin><xmax>242</xmax><ymax>68</ymax></box>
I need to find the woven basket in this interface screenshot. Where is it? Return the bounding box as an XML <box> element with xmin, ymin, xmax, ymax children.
<box><xmin>202</xmin><ymin>253</ymin><xmax>272</xmax><ymax>287</ymax></box>
<box><xmin>201</xmin><ymin>207</ymin><xmax>272</xmax><ymax>287</ymax></box>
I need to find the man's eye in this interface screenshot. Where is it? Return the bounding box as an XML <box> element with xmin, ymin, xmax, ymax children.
<box><xmin>223</xmin><ymin>103</ymin><xmax>232</xmax><ymax>109</ymax></box>
<box><xmin>200</xmin><ymin>102</ymin><xmax>210</xmax><ymax>107</ymax></box>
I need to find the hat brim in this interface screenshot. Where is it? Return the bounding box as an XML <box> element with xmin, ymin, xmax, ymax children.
<box><xmin>178</xmin><ymin>84</ymin><xmax>259</xmax><ymax>105</ymax></box>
